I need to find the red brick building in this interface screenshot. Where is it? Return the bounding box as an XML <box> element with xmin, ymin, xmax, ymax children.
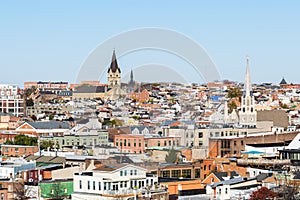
<box><xmin>1</xmin><ymin>145</ymin><xmax>38</xmax><ymax>157</ymax></box>
<box><xmin>114</xmin><ymin>134</ymin><xmax>180</xmax><ymax>154</ymax></box>
<box><xmin>114</xmin><ymin>134</ymin><xmax>144</xmax><ymax>153</ymax></box>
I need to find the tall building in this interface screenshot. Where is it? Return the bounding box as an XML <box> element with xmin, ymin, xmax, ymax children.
<box><xmin>107</xmin><ymin>50</ymin><xmax>121</xmax><ymax>88</ymax></box>
<box><xmin>239</xmin><ymin>56</ymin><xmax>257</xmax><ymax>128</ymax></box>
<box><xmin>0</xmin><ymin>84</ymin><xmax>24</xmax><ymax>117</ymax></box>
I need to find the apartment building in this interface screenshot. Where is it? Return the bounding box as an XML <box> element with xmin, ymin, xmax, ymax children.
<box><xmin>0</xmin><ymin>84</ymin><xmax>24</xmax><ymax>117</ymax></box>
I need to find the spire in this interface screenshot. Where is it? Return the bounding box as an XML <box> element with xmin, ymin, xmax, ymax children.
<box><xmin>244</xmin><ymin>55</ymin><xmax>252</xmax><ymax>96</ymax></box>
<box><xmin>130</xmin><ymin>69</ymin><xmax>133</xmax><ymax>82</ymax></box>
<box><xmin>280</xmin><ymin>77</ymin><xmax>287</xmax><ymax>85</ymax></box>
<box><xmin>108</xmin><ymin>49</ymin><xmax>121</xmax><ymax>73</ymax></box>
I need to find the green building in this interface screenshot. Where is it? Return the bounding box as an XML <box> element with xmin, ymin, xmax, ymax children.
<box><xmin>40</xmin><ymin>179</ymin><xmax>73</xmax><ymax>199</ymax></box>
<box><xmin>42</xmin><ymin>130</ymin><xmax>109</xmax><ymax>149</ymax></box>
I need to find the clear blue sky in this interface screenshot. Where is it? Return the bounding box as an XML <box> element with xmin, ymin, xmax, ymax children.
<box><xmin>1</xmin><ymin>1</ymin><xmax>300</xmax><ymax>87</ymax></box>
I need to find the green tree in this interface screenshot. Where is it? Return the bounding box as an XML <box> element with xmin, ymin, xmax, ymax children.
<box><xmin>4</xmin><ymin>139</ymin><xmax>14</xmax><ymax>145</ymax></box>
<box><xmin>25</xmin><ymin>86</ymin><xmax>36</xmax><ymax>98</ymax></box>
<box><xmin>40</xmin><ymin>140</ymin><xmax>55</xmax><ymax>150</ymax></box>
<box><xmin>14</xmin><ymin>134</ymin><xmax>37</xmax><ymax>146</ymax></box>
<box><xmin>227</xmin><ymin>87</ymin><xmax>242</xmax><ymax>99</ymax></box>
<box><xmin>26</xmin><ymin>98</ymin><xmax>34</xmax><ymax>107</ymax></box>
<box><xmin>281</xmin><ymin>103</ymin><xmax>289</xmax><ymax>109</ymax></box>
<box><xmin>228</xmin><ymin>101</ymin><xmax>237</xmax><ymax>113</ymax></box>
<box><xmin>165</xmin><ymin>148</ymin><xmax>178</xmax><ymax>163</ymax></box>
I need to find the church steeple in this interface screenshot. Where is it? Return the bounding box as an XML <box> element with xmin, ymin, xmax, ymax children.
<box><xmin>108</xmin><ymin>49</ymin><xmax>121</xmax><ymax>73</ymax></box>
<box><xmin>239</xmin><ymin>55</ymin><xmax>257</xmax><ymax>128</ymax></box>
<box><xmin>244</xmin><ymin>55</ymin><xmax>252</xmax><ymax>96</ymax></box>
<box><xmin>107</xmin><ymin>49</ymin><xmax>121</xmax><ymax>88</ymax></box>
<box><xmin>130</xmin><ymin>69</ymin><xmax>133</xmax><ymax>82</ymax></box>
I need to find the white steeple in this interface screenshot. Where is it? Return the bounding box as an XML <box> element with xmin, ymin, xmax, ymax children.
<box><xmin>239</xmin><ymin>55</ymin><xmax>257</xmax><ymax>128</ymax></box>
<box><xmin>244</xmin><ymin>55</ymin><xmax>252</xmax><ymax>96</ymax></box>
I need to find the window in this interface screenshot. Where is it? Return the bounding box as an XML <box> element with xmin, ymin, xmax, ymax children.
<box><xmin>116</xmin><ymin>139</ymin><xmax>118</xmax><ymax>146</ymax></box>
<box><xmin>162</xmin><ymin>171</ymin><xmax>170</xmax><ymax>177</ymax></box>
<box><xmin>171</xmin><ymin>170</ymin><xmax>181</xmax><ymax>177</ymax></box>
<box><xmin>134</xmin><ymin>170</ymin><xmax>137</xmax><ymax>175</ymax></box>
<box><xmin>130</xmin><ymin>170</ymin><xmax>133</xmax><ymax>175</ymax></box>
<box><xmin>120</xmin><ymin>139</ymin><xmax>122</xmax><ymax>147</ymax></box>
<box><xmin>128</xmin><ymin>139</ymin><xmax>131</xmax><ymax>146</ymax></box>
<box><xmin>134</xmin><ymin>139</ymin><xmax>136</xmax><ymax>147</ymax></box>
<box><xmin>204</xmin><ymin>165</ymin><xmax>207</xmax><ymax>171</ymax></box>
<box><xmin>124</xmin><ymin>139</ymin><xmax>126</xmax><ymax>146</ymax></box>
<box><xmin>164</xmin><ymin>140</ymin><xmax>167</xmax><ymax>146</ymax></box>
<box><xmin>87</xmin><ymin>181</ymin><xmax>90</xmax><ymax>190</ymax></box>
<box><xmin>15</xmin><ymin>148</ymin><xmax>19</xmax><ymax>152</ymax></box>
<box><xmin>182</xmin><ymin>169</ymin><xmax>191</xmax><ymax>178</ymax></box>
<box><xmin>241</xmin><ymin>140</ymin><xmax>244</xmax><ymax>145</ymax></box>
<box><xmin>139</xmin><ymin>140</ymin><xmax>141</xmax><ymax>147</ymax></box>
<box><xmin>195</xmin><ymin>169</ymin><xmax>200</xmax><ymax>178</ymax></box>
<box><xmin>93</xmin><ymin>181</ymin><xmax>95</xmax><ymax>190</ymax></box>
<box><xmin>158</xmin><ymin>141</ymin><xmax>160</xmax><ymax>146</ymax></box>
<box><xmin>120</xmin><ymin>171</ymin><xmax>123</xmax><ymax>176</ymax></box>
<box><xmin>104</xmin><ymin>182</ymin><xmax>107</xmax><ymax>190</ymax></box>
<box><xmin>79</xmin><ymin>180</ymin><xmax>82</xmax><ymax>189</ymax></box>
<box><xmin>98</xmin><ymin>182</ymin><xmax>101</xmax><ymax>190</ymax></box>
<box><xmin>234</xmin><ymin>141</ymin><xmax>236</xmax><ymax>146</ymax></box>
<box><xmin>64</xmin><ymin>188</ymin><xmax>67</xmax><ymax>193</ymax></box>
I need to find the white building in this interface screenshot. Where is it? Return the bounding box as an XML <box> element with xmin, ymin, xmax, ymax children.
<box><xmin>72</xmin><ymin>164</ymin><xmax>158</xmax><ymax>200</ymax></box>
<box><xmin>0</xmin><ymin>84</ymin><xmax>24</xmax><ymax>117</ymax></box>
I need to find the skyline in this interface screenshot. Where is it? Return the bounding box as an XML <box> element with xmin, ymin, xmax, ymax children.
<box><xmin>1</xmin><ymin>1</ymin><xmax>300</xmax><ymax>86</ymax></box>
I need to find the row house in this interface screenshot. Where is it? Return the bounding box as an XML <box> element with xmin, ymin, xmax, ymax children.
<box><xmin>24</xmin><ymin>81</ymin><xmax>68</xmax><ymax>90</ymax></box>
<box><xmin>26</xmin><ymin>103</ymin><xmax>74</xmax><ymax>116</ymax></box>
<box><xmin>1</xmin><ymin>144</ymin><xmax>38</xmax><ymax>157</ymax></box>
<box><xmin>42</xmin><ymin>130</ymin><xmax>109</xmax><ymax>149</ymax></box>
<box><xmin>114</xmin><ymin>134</ymin><xmax>180</xmax><ymax>154</ymax></box>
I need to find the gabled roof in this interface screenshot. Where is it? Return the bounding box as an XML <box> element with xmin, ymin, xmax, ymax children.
<box><xmin>26</xmin><ymin>121</ymin><xmax>70</xmax><ymax>129</ymax></box>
